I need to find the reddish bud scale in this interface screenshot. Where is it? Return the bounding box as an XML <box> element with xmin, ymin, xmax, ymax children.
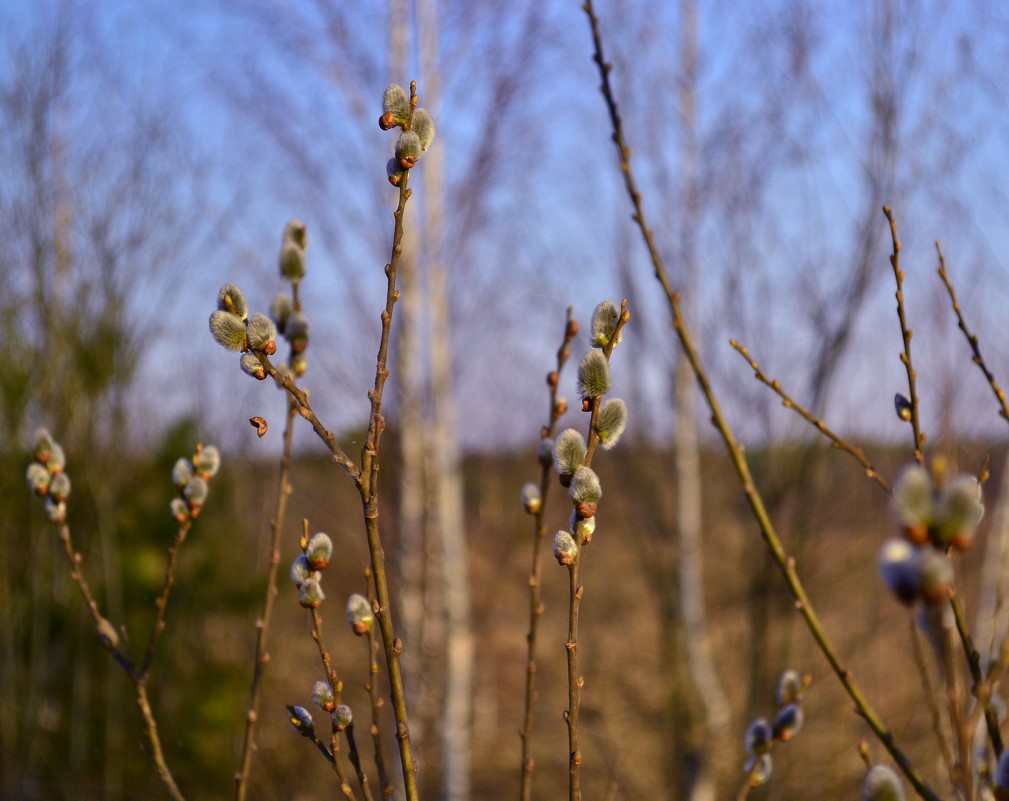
<box><xmin>951</xmin><ymin>530</ymin><xmax>974</xmax><ymax>551</ymax></box>
<box><xmin>903</xmin><ymin>525</ymin><xmax>929</xmax><ymax>546</ymax></box>
<box><xmin>576</xmin><ymin>501</ymin><xmax>597</xmax><ymax>519</ymax></box>
<box><xmin>379</xmin><ymin>112</ymin><xmax>397</xmax><ymax>130</ymax></box>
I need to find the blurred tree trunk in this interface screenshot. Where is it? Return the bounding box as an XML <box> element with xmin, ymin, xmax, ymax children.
<box><xmin>0</xmin><ymin>7</ymin><xmax>188</xmax><ymax>795</ymax></box>
<box><xmin>419</xmin><ymin>0</ymin><xmax>474</xmax><ymax>797</ymax></box>
<box><xmin>391</xmin><ymin>0</ymin><xmax>436</xmax><ymax>754</ymax></box>
<box><xmin>671</xmin><ymin>2</ymin><xmax>729</xmax><ymax>798</ymax></box>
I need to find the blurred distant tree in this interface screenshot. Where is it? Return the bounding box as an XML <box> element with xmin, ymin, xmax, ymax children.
<box><xmin>0</xmin><ymin>6</ymin><xmax>195</xmax><ymax>798</ymax></box>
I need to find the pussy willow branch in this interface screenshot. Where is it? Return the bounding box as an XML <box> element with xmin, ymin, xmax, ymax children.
<box><xmin>235</xmin><ymin>398</ymin><xmax>297</xmax><ymax>801</ymax></box>
<box><xmin>252</xmin><ymin>83</ymin><xmax>423</xmax><ymax>799</ymax></box>
<box><xmin>883</xmin><ymin>207</ymin><xmax>926</xmax><ymax>464</ymax></box>
<box><xmin>950</xmin><ymin>591</ymin><xmax>1004</xmax><ymax>757</ymax></box>
<box><xmin>56</xmin><ymin>521</ymin><xmax>187</xmax><ymax>801</ymax></box>
<box><xmin>729</xmin><ymin>339</ymin><xmax>891</xmax><ymax>494</ymax></box>
<box><xmin>735</xmin><ymin>752</ymin><xmax>770</xmax><ymax>801</ymax></box>
<box><xmin>519</xmin><ymin>307</ymin><xmax>577</xmax><ymax>801</ymax></box>
<box><xmin>364</xmin><ymin>567</ymin><xmax>392</xmax><ymax>798</ymax></box>
<box><xmin>563</xmin><ymin>556</ymin><xmax>584</xmax><ymax>801</ymax></box>
<box><xmin>345</xmin><ymin>723</ymin><xmax>375</xmax><ymax>801</ymax></box>
<box><xmin>580</xmin><ymin>4</ymin><xmax>940</xmax><ymax>799</ymax></box>
<box><xmin>310</xmin><ymin>608</ymin><xmax>355</xmax><ymax>800</ymax></box>
<box><xmin>563</xmin><ymin>303</ymin><xmax>631</xmax><ymax>801</ymax></box>
<box><xmin>735</xmin><ymin>252</ymin><xmax>1004</xmax><ymax>757</ymax></box>
<box><xmin>936</xmin><ymin>607</ymin><xmax>972</xmax><ymax>801</ymax></box>
<box><xmin>582</xmin><ymin>301</ymin><xmax>630</xmax><ymax>469</ymax></box>
<box><xmin>353</xmin><ymin>124</ymin><xmax>420</xmax><ymax>801</ymax></box>
<box><xmin>935</xmin><ymin>241</ymin><xmax>1009</xmax><ymax>424</ymax></box>
<box><xmin>907</xmin><ymin>615</ymin><xmax>955</xmax><ymax>782</ymax></box>
<box><xmin>255</xmin><ymin>352</ymin><xmax>359</xmax><ymax>481</ymax></box>
<box><xmin>892</xmin><ymin>228</ymin><xmax>1004</xmax><ymax>758</ymax></box>
<box><xmin>141</xmin><ymin>523</ymin><xmax>188</xmax><ymax>676</ymax></box>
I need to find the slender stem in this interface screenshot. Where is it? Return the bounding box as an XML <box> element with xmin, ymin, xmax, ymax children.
<box><xmin>329</xmin><ymin>723</ymin><xmax>357</xmax><ymax>801</ymax></box>
<box><xmin>564</xmin><ymin>557</ymin><xmax>584</xmax><ymax>801</ymax></box>
<box><xmin>729</xmin><ymin>339</ymin><xmax>891</xmax><ymax>494</ymax></box>
<box><xmin>57</xmin><ymin>525</ymin><xmax>134</xmax><ymax>673</ymax></box>
<box><xmin>935</xmin><ymin>241</ymin><xmax>1009</xmax><ymax>424</ymax></box>
<box><xmin>255</xmin><ymin>351</ymin><xmax>360</xmax><ymax>480</ymax></box>
<box><xmin>364</xmin><ymin>569</ymin><xmax>392</xmax><ymax>798</ymax></box>
<box><xmin>907</xmin><ymin>614</ymin><xmax>955</xmax><ymax>783</ymax></box>
<box><xmin>355</xmin><ymin>107</ymin><xmax>420</xmax><ymax>799</ymax></box>
<box><xmin>141</xmin><ymin>523</ymin><xmax>189</xmax><ymax>677</ymax></box>
<box><xmin>360</xmin><ymin>512</ymin><xmax>418</xmax><ymax>799</ymax></box>
<box><xmin>57</xmin><ymin>522</ymin><xmax>187</xmax><ymax>800</ymax></box>
<box><xmin>309</xmin><ymin>604</ymin><xmax>344</xmax><ymax>703</ymax></box>
<box><xmin>519</xmin><ymin>308</ymin><xmax>577</xmax><ymax>801</ymax></box>
<box><xmin>582</xmin><ymin>301</ymin><xmax>631</xmax><ymax>469</ymax></box>
<box><xmin>563</xmin><ymin>300</ymin><xmax>631</xmax><ymax>801</ymax></box>
<box><xmin>579</xmin><ymin>5</ymin><xmax>940</xmax><ymax>799</ymax></box>
<box><xmin>935</xmin><ymin>605</ymin><xmax>971</xmax><ymax>801</ymax></box>
<box><xmin>235</xmin><ymin>400</ymin><xmax>297</xmax><ymax>801</ymax></box>
<box><xmin>134</xmin><ymin>679</ymin><xmax>186</xmax><ymax>801</ymax></box>
<box><xmin>346</xmin><ymin>723</ymin><xmax>376</xmax><ymax>801</ymax></box>
<box><xmin>883</xmin><ymin>207</ymin><xmax>926</xmax><ymax>464</ymax></box>
<box><xmin>950</xmin><ymin>593</ymin><xmax>1004</xmax><ymax>757</ymax></box>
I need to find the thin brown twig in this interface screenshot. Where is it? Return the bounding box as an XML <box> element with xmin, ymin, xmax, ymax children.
<box><xmin>883</xmin><ymin>207</ymin><xmax>926</xmax><ymax>464</ymax></box>
<box><xmin>235</xmin><ymin>399</ymin><xmax>298</xmax><ymax>801</ymax></box>
<box><xmin>345</xmin><ymin>723</ymin><xmax>376</xmax><ymax>801</ymax></box>
<box><xmin>329</xmin><ymin>721</ymin><xmax>356</xmax><ymax>801</ymax></box>
<box><xmin>583</xmin><ymin>301</ymin><xmax>631</xmax><ymax>469</ymax></box>
<box><xmin>907</xmin><ymin>613</ymin><xmax>955</xmax><ymax>784</ymax></box>
<box><xmin>141</xmin><ymin>523</ymin><xmax>189</xmax><ymax>677</ymax></box>
<box><xmin>298</xmin><ymin>526</ymin><xmax>355</xmax><ymax>801</ymax></box>
<box><xmin>251</xmin><ymin>82</ymin><xmax>424</xmax><ymax>800</ymax></box>
<box><xmin>935</xmin><ymin>241</ymin><xmax>1009</xmax><ymax>424</ymax></box>
<box><xmin>729</xmin><ymin>339</ymin><xmax>891</xmax><ymax>494</ymax></box>
<box><xmin>519</xmin><ymin>307</ymin><xmax>578</xmax><ymax>801</ymax></box>
<box><xmin>563</xmin><ymin>557</ymin><xmax>584</xmax><ymax>801</ymax></box>
<box><xmin>580</xmin><ymin>5</ymin><xmax>940</xmax><ymax>799</ymax></box>
<box><xmin>56</xmin><ymin>521</ymin><xmax>186</xmax><ymax>801</ymax></box>
<box><xmin>254</xmin><ymin>351</ymin><xmax>360</xmax><ymax>481</ymax></box>
<box><xmin>563</xmin><ymin>300</ymin><xmax>631</xmax><ymax>801</ymax></box>
<box><xmin>950</xmin><ymin>592</ymin><xmax>1004</xmax><ymax>757</ymax></box>
<box><xmin>935</xmin><ymin>604</ymin><xmax>972</xmax><ymax>800</ymax></box>
<box><xmin>353</xmin><ymin>80</ymin><xmax>422</xmax><ymax>801</ymax></box>
<box><xmin>890</xmin><ymin>229</ymin><xmax>1005</xmax><ymax>760</ymax></box>
<box><xmin>364</xmin><ymin>568</ymin><xmax>392</xmax><ymax>798</ymax></box>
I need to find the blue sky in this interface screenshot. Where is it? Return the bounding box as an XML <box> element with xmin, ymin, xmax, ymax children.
<box><xmin>4</xmin><ymin>0</ymin><xmax>1009</xmax><ymax>454</ymax></box>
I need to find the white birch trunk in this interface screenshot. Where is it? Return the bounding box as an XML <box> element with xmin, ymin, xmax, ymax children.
<box><xmin>419</xmin><ymin>0</ymin><xmax>473</xmax><ymax>796</ymax></box>
<box><xmin>675</xmin><ymin>2</ymin><xmax>729</xmax><ymax>798</ymax></box>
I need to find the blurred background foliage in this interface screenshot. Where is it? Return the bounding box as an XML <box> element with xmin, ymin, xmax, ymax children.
<box><xmin>3</xmin><ymin>1</ymin><xmax>1009</xmax><ymax>799</ymax></box>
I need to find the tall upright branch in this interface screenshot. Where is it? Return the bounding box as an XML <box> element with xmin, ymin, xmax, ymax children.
<box><xmin>355</xmin><ymin>87</ymin><xmax>422</xmax><ymax>799</ymax></box>
<box><xmin>579</xmin><ymin>4</ymin><xmax>940</xmax><ymax>799</ymax></box>
<box><xmin>519</xmin><ymin>309</ymin><xmax>577</xmax><ymax>801</ymax></box>
<box><xmin>235</xmin><ymin>398</ymin><xmax>298</xmax><ymax>801</ymax></box>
